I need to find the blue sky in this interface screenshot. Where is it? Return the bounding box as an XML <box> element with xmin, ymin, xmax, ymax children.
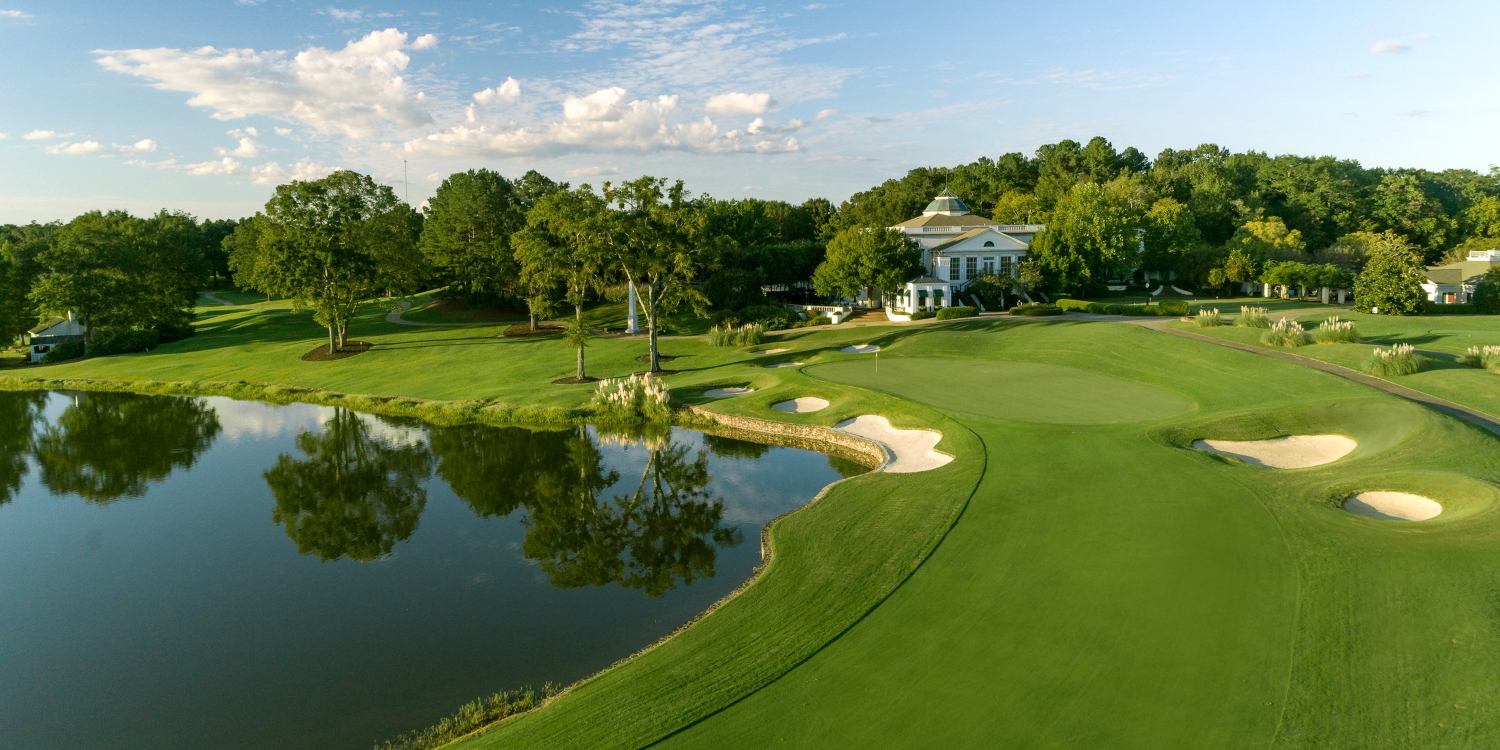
<box><xmin>0</xmin><ymin>0</ymin><xmax>1495</xmax><ymax>223</ymax></box>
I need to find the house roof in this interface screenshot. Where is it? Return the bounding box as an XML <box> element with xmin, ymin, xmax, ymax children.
<box><xmin>908</xmin><ymin>275</ymin><xmax>949</xmax><ymax>285</ymax></box>
<box><xmin>923</xmin><ymin>191</ymin><xmax>970</xmax><ymax>216</ymax></box>
<box><xmin>892</xmin><ymin>213</ymin><xmax>1000</xmax><ymax>229</ymax></box>
<box><xmin>928</xmin><ymin>227</ymin><xmax>1031</xmax><ymax>253</ymax></box>
<box><xmin>1425</xmin><ymin>258</ymin><xmax>1500</xmax><ymax>286</ymax></box>
<box><xmin>27</xmin><ymin>316</ymin><xmax>68</xmax><ymax>335</ymax></box>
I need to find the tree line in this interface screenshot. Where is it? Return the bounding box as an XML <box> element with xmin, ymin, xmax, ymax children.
<box><xmin>7</xmin><ymin>135</ymin><xmax>1499</xmax><ymax>360</ymax></box>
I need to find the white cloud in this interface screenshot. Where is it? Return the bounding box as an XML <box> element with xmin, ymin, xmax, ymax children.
<box><xmin>1414</xmin><ymin>33</ymin><xmax>1433</xmax><ymax>41</ymax></box>
<box><xmin>1399</xmin><ymin>109</ymin><xmax>1430</xmax><ymax>117</ymax></box>
<box><xmin>705</xmin><ymin>92</ymin><xmax>773</xmax><ymax>116</ymax></box>
<box><xmin>321</xmin><ymin>7</ymin><xmax>363</xmax><ymax>21</ymax></box>
<box><xmin>746</xmin><ymin>117</ymin><xmax>802</xmax><ymax>135</ymax></box>
<box><xmin>46</xmin><ymin>141</ymin><xmax>107</xmax><ymax>155</ymax></box>
<box><xmin>473</xmin><ymin>77</ymin><xmax>520</xmax><ymax>106</ymax></box>
<box><xmin>411</xmin><ymin>33</ymin><xmax>437</xmax><ymax>50</ymax></box>
<box><xmin>566</xmin><ymin>165</ymin><xmax>621</xmax><ymax>177</ymax></box>
<box><xmin>816</xmin><ymin>108</ymin><xmax>837</xmax><ymax>119</ymax></box>
<box><xmin>400</xmin><ymin>86</ymin><xmax>801</xmax><ymax>158</ymax></box>
<box><xmin>180</xmin><ymin>156</ymin><xmax>334</xmax><ymax>184</ymax></box>
<box><xmin>94</xmin><ymin>28</ymin><xmax>437</xmax><ymax>138</ymax></box>
<box><xmin>0</xmin><ymin>9</ymin><xmax>32</xmax><ymax>18</ymax></box>
<box><xmin>24</xmin><ymin>130</ymin><xmax>71</xmax><ymax>140</ymax></box>
<box><xmin>1371</xmin><ymin>40</ymin><xmax>1409</xmax><ymax>54</ymax></box>
<box><xmin>425</xmin><ymin>172</ymin><xmax>441</xmax><ymax>181</ymax></box>
<box><xmin>228</xmin><ymin>126</ymin><xmax>259</xmax><ymax>137</ymax></box>
<box><xmin>274</xmin><ymin>127</ymin><xmax>293</xmax><ymax>136</ymax></box>
<box><xmin>114</xmin><ymin>139</ymin><xmax>158</xmax><ymax>154</ymax></box>
<box><xmin>216</xmin><ymin>136</ymin><xmax>262</xmax><ymax>157</ymax></box>
<box><xmin>0</xmin><ymin>133</ymin><xmax>7</xmax><ymax>140</ymax></box>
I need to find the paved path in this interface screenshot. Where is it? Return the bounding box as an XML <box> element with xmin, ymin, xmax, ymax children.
<box><xmin>1130</xmin><ymin>318</ymin><xmax>1500</xmax><ymax>437</ymax></box>
<box><xmin>385</xmin><ymin>300</ymin><xmax>503</xmax><ymax>327</ymax></box>
<box><xmin>202</xmin><ymin>291</ymin><xmax>237</xmax><ymax>307</ymax></box>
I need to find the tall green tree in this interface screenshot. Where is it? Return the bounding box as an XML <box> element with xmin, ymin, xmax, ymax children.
<box><xmin>419</xmin><ymin>169</ymin><xmax>524</xmax><ymax>299</ymax></box>
<box><xmin>603</xmin><ymin>176</ymin><xmax>710</xmax><ymax>373</ymax></box>
<box><xmin>1353</xmin><ymin>231</ymin><xmax>1428</xmax><ymax>315</ymax></box>
<box><xmin>1140</xmin><ymin>197</ymin><xmax>1200</xmax><ymax>275</ymax></box>
<box><xmin>224</xmin><ymin>214</ymin><xmax>270</xmax><ymax>299</ymax></box>
<box><xmin>1471</xmin><ymin>267</ymin><xmax>1500</xmax><ymax>314</ymax></box>
<box><xmin>513</xmin><ymin>187</ymin><xmax>614</xmax><ymax>381</ymax></box>
<box><xmin>253</xmin><ymin>170</ymin><xmax>424</xmax><ymax>352</ymax></box>
<box><xmin>0</xmin><ymin>223</ymin><xmax>56</xmax><ymax>344</ymax></box>
<box><xmin>811</xmin><ymin>227</ymin><xmax>923</xmax><ymax>301</ymax></box>
<box><xmin>1026</xmin><ymin>182</ymin><xmax>1139</xmax><ymax>293</ymax></box>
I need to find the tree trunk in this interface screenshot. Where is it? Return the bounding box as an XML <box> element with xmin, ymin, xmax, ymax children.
<box><xmin>328</xmin><ymin>325</ymin><xmax>338</xmax><ymax>353</ymax></box>
<box><xmin>647</xmin><ymin>285</ymin><xmax>661</xmax><ymax>373</ymax></box>
<box><xmin>530</xmin><ymin>309</ymin><xmax>537</xmax><ymax>332</ymax></box>
<box><xmin>575</xmin><ymin>304</ymin><xmax>586</xmax><ymax>381</ymax></box>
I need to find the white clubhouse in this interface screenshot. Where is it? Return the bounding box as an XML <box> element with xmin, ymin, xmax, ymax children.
<box><xmin>887</xmin><ymin>191</ymin><xmax>1043</xmax><ymax>314</ymax></box>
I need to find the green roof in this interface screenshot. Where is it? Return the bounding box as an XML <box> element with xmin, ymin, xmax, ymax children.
<box><xmin>27</xmin><ymin>316</ymin><xmax>67</xmax><ymax>335</ymax></box>
<box><xmin>923</xmin><ymin>192</ymin><xmax>969</xmax><ymax>215</ymax></box>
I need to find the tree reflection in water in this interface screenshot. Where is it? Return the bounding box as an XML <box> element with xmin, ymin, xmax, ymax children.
<box><xmin>427</xmin><ymin>423</ymin><xmax>741</xmax><ymax>597</ymax></box>
<box><xmin>0</xmin><ymin>390</ymin><xmax>47</xmax><ymax>506</ymax></box>
<box><xmin>265</xmin><ymin>409</ymin><xmax>433</xmax><ymax>562</ymax></box>
<box><xmin>32</xmin><ymin>391</ymin><xmax>221</xmax><ymax>503</ymax></box>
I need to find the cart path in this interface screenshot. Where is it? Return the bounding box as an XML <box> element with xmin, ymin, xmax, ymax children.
<box><xmin>1129</xmin><ymin>318</ymin><xmax>1500</xmax><ymax>437</ymax></box>
<box><xmin>202</xmin><ymin>291</ymin><xmax>237</xmax><ymax>307</ymax></box>
<box><xmin>385</xmin><ymin>300</ymin><xmax>503</xmax><ymax>327</ymax></box>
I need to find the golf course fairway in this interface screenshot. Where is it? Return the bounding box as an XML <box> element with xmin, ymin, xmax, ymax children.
<box><xmin>449</xmin><ymin>320</ymin><xmax>1500</xmax><ymax>750</ymax></box>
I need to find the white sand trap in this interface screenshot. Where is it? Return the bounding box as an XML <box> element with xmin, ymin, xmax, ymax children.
<box><xmin>836</xmin><ymin>415</ymin><xmax>952</xmax><ymax>473</ymax></box>
<box><xmin>772</xmin><ymin>397</ymin><xmax>830</xmax><ymax>414</ymax></box>
<box><xmin>1192</xmin><ymin>435</ymin><xmax>1357</xmax><ymax>469</ymax></box>
<box><xmin>1344</xmin><ymin>491</ymin><xmax>1443</xmax><ymax>521</ymax></box>
<box><xmin>764</xmin><ymin>362</ymin><xmax>804</xmax><ymax>368</ymax></box>
<box><xmin>752</xmin><ymin>348</ymin><xmax>790</xmax><ymax>355</ymax></box>
<box><xmin>704</xmin><ymin>387</ymin><xmax>754</xmax><ymax>398</ymax></box>
<box><xmin>841</xmin><ymin>344</ymin><xmax>880</xmax><ymax>354</ymax></box>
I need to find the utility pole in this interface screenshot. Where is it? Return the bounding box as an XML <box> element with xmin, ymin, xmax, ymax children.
<box><xmin>403</xmin><ymin>160</ymin><xmax>409</xmax><ymax>204</ymax></box>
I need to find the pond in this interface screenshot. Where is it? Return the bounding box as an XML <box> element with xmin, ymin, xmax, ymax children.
<box><xmin>0</xmin><ymin>390</ymin><xmax>866</xmax><ymax>750</ymax></box>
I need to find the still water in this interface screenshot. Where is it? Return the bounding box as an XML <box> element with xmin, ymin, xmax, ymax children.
<box><xmin>0</xmin><ymin>390</ymin><xmax>863</xmax><ymax>750</ymax></box>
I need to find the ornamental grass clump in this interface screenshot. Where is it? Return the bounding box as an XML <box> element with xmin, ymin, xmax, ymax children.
<box><xmin>1195</xmin><ymin>308</ymin><xmax>1223</xmax><ymax>327</ymax></box>
<box><xmin>589</xmin><ymin>373</ymin><xmax>671</xmax><ymax>421</ymax></box>
<box><xmin>1236</xmin><ymin>306</ymin><xmax>1270</xmax><ymax>328</ymax></box>
<box><xmin>1312</xmin><ymin>316</ymin><xmax>1359</xmax><ymax>344</ymax></box>
<box><xmin>375</xmin><ymin>685</ymin><xmax>558</xmax><ymax>750</ymax></box>
<box><xmin>1459</xmin><ymin>345</ymin><xmax>1500</xmax><ymax>372</ymax></box>
<box><xmin>1261</xmin><ymin>318</ymin><xmax>1309</xmax><ymax>347</ymax></box>
<box><xmin>707</xmin><ymin>322</ymin><xmax>766</xmax><ymax>347</ymax></box>
<box><xmin>1363</xmin><ymin>343</ymin><xmax>1422</xmax><ymax>376</ymax></box>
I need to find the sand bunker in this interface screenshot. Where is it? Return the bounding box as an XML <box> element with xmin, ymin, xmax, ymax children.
<box><xmin>704</xmin><ymin>387</ymin><xmax>754</xmax><ymax>398</ymax></box>
<box><xmin>772</xmin><ymin>397</ymin><xmax>830</xmax><ymax>414</ymax></box>
<box><xmin>1192</xmin><ymin>435</ymin><xmax>1357</xmax><ymax>469</ymax></box>
<box><xmin>836</xmin><ymin>415</ymin><xmax>952</xmax><ymax>473</ymax></box>
<box><xmin>841</xmin><ymin>344</ymin><xmax>880</xmax><ymax>354</ymax></box>
<box><xmin>752</xmin><ymin>348</ymin><xmax>790</xmax><ymax>355</ymax></box>
<box><xmin>764</xmin><ymin>362</ymin><xmax>804</xmax><ymax>369</ymax></box>
<box><xmin>1344</xmin><ymin>491</ymin><xmax>1443</xmax><ymax>521</ymax></box>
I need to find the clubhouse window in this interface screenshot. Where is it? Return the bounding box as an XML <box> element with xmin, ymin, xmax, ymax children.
<box><xmin>949</xmin><ymin>257</ymin><xmax>961</xmax><ymax>281</ymax></box>
<box><xmin>966</xmin><ymin>257</ymin><xmax>978</xmax><ymax>279</ymax></box>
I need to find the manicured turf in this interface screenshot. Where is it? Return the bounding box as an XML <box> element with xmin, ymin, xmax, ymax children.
<box><xmin>12</xmin><ymin>299</ymin><xmax>1500</xmax><ymax>749</ymax></box>
<box><xmin>1170</xmin><ymin>310</ymin><xmax>1500</xmax><ymax>421</ymax></box>
<box><xmin>812</xmin><ymin>357</ymin><xmax>1192</xmax><ymax>424</ymax></box>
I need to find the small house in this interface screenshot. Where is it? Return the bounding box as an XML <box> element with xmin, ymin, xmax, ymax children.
<box><xmin>1422</xmin><ymin>249</ymin><xmax>1500</xmax><ymax>304</ymax></box>
<box><xmin>886</xmin><ymin>191</ymin><xmax>1042</xmax><ymax>314</ymax></box>
<box><xmin>24</xmin><ymin>313</ymin><xmax>86</xmax><ymax>362</ymax></box>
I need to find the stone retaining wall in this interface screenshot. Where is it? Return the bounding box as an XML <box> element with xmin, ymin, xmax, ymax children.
<box><xmin>687</xmin><ymin>406</ymin><xmax>890</xmax><ymax>469</ymax></box>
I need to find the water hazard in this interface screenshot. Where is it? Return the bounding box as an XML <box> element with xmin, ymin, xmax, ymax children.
<box><xmin>0</xmin><ymin>390</ymin><xmax>865</xmax><ymax>750</ymax></box>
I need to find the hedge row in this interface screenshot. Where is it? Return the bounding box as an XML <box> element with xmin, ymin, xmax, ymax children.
<box><xmin>936</xmin><ymin>306</ymin><xmax>977</xmax><ymax>321</ymax></box>
<box><xmin>1009</xmin><ymin>303</ymin><xmax>1063</xmax><ymax>317</ymax></box>
<box><xmin>1056</xmin><ymin>299</ymin><xmax>1188</xmax><ymax>316</ymax></box>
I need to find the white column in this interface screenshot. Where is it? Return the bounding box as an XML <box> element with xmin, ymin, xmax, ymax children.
<box><xmin>1320</xmin><ymin>287</ymin><xmax>1330</xmax><ymax>304</ymax></box>
<box><xmin>626</xmin><ymin>281</ymin><xmax>640</xmax><ymax>334</ymax></box>
<box><xmin>1262</xmin><ymin>283</ymin><xmax>1272</xmax><ymax>298</ymax></box>
<box><xmin>1337</xmin><ymin>289</ymin><xmax>1347</xmax><ymax>304</ymax></box>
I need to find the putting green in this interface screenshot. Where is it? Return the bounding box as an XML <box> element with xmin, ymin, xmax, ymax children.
<box><xmin>810</xmin><ymin>357</ymin><xmax>1192</xmax><ymax>424</ymax></box>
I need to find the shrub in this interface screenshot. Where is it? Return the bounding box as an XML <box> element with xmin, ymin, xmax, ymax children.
<box><xmin>154</xmin><ymin>320</ymin><xmax>195</xmax><ymax>344</ymax></box>
<box><xmin>1363</xmin><ymin>343</ymin><xmax>1422</xmax><ymax>376</ymax></box>
<box><xmin>1236</xmin><ymin>306</ymin><xmax>1270</xmax><ymax>328</ymax></box>
<box><xmin>703</xmin><ymin>268</ymin><xmax>767</xmax><ymax>310</ymax></box>
<box><xmin>936</xmin><ymin>306</ymin><xmax>977</xmax><ymax>320</ymax></box>
<box><xmin>589</xmin><ymin>373</ymin><xmax>671</xmax><ymax>421</ymax></box>
<box><xmin>707</xmin><ymin>325</ymin><xmax>734</xmax><ymax>347</ymax></box>
<box><xmin>1010</xmin><ymin>303</ymin><xmax>1062</xmax><ymax>316</ymax></box>
<box><xmin>1055</xmin><ymin>299</ymin><xmax>1186</xmax><ymax>316</ymax></box>
<box><xmin>85</xmin><ymin>328</ymin><xmax>160</xmax><ymax>357</ymax></box>
<box><xmin>1459</xmin><ymin>345</ymin><xmax>1500</xmax><ymax>371</ymax></box>
<box><xmin>910</xmin><ymin>310</ymin><xmax>936</xmax><ymax>320</ymax></box>
<box><xmin>792</xmin><ymin>315</ymin><xmax>831</xmax><ymax>328</ymax></box>
<box><xmin>1195</xmin><ymin>308</ymin><xmax>1223</xmax><ymax>327</ymax></box>
<box><xmin>738</xmin><ymin>305</ymin><xmax>799</xmax><ymax>330</ymax></box>
<box><xmin>41</xmin><ymin>341</ymin><xmax>86</xmax><ymax>364</ymax></box>
<box><xmin>1312</xmin><ymin>316</ymin><xmax>1359</xmax><ymax>344</ymax></box>
<box><xmin>1261</xmin><ymin>318</ymin><xmax>1309</xmax><ymax>347</ymax></box>
<box><xmin>1425</xmin><ymin>302</ymin><xmax>1477</xmax><ymax>315</ymax></box>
